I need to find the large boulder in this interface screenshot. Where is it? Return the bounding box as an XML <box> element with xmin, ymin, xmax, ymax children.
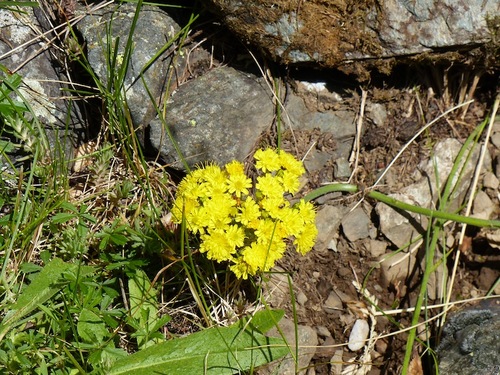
<box><xmin>206</xmin><ymin>0</ymin><xmax>499</xmax><ymax>76</ymax></box>
<box><xmin>148</xmin><ymin>66</ymin><xmax>274</xmax><ymax>169</ymax></box>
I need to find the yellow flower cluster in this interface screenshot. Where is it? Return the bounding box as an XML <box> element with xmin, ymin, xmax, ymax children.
<box><xmin>171</xmin><ymin>149</ymin><xmax>318</xmax><ymax>279</ymax></box>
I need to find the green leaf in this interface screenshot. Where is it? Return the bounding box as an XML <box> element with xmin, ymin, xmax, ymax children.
<box><xmin>77</xmin><ymin>308</ymin><xmax>109</xmax><ymax>343</ymax></box>
<box><xmin>0</xmin><ymin>258</ymin><xmax>95</xmax><ymax>341</ymax></box>
<box><xmin>109</xmin><ymin>309</ymin><xmax>288</xmax><ymax>375</ymax></box>
<box><xmin>51</xmin><ymin>212</ymin><xmax>77</xmax><ymax>224</ymax></box>
<box><xmin>128</xmin><ymin>268</ymin><xmax>164</xmax><ymax>349</ymax></box>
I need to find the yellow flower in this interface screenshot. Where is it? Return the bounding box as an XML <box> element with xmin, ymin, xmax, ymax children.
<box><xmin>242</xmin><ymin>242</ymin><xmax>273</xmax><ymax>272</ymax></box>
<box><xmin>200</xmin><ymin>229</ymin><xmax>235</xmax><ymax>262</ymax></box>
<box><xmin>278</xmin><ymin>150</ymin><xmax>305</xmax><ymax>176</ymax></box>
<box><xmin>203</xmin><ymin>163</ymin><xmax>227</xmax><ymax>193</ymax></box>
<box><xmin>230</xmin><ymin>259</ymin><xmax>252</xmax><ymax>280</ymax></box>
<box><xmin>260</xmin><ymin>197</ymin><xmax>285</xmax><ymax>219</ymax></box>
<box><xmin>254</xmin><ymin>148</ymin><xmax>281</xmax><ymax>172</ymax></box>
<box><xmin>256</xmin><ymin>174</ymin><xmax>284</xmax><ymax>199</ymax></box>
<box><xmin>170</xmin><ymin>148</ymin><xmax>318</xmax><ymax>280</ymax></box>
<box><xmin>225</xmin><ymin>160</ymin><xmax>245</xmax><ymax>176</ymax></box>
<box><xmin>296</xmin><ymin>199</ymin><xmax>316</xmax><ymax>224</ymax></box>
<box><xmin>254</xmin><ymin>219</ymin><xmax>284</xmax><ymax>243</ymax></box>
<box><xmin>279</xmin><ymin>170</ymin><xmax>301</xmax><ymax>194</ymax></box>
<box><xmin>226</xmin><ymin>173</ymin><xmax>252</xmax><ymax>197</ymax></box>
<box><xmin>185</xmin><ymin>206</ymin><xmax>209</xmax><ymax>234</ymax></box>
<box><xmin>236</xmin><ymin>197</ymin><xmax>261</xmax><ymax>227</ymax></box>
<box><xmin>203</xmin><ymin>194</ymin><xmax>236</xmax><ymax>229</ymax></box>
<box><xmin>294</xmin><ymin>222</ymin><xmax>318</xmax><ymax>254</ymax></box>
<box><xmin>224</xmin><ymin>224</ymin><xmax>245</xmax><ymax>248</ymax></box>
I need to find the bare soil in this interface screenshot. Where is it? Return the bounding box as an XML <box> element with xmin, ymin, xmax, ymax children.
<box><xmin>267</xmin><ymin>73</ymin><xmax>500</xmax><ymax>374</ymax></box>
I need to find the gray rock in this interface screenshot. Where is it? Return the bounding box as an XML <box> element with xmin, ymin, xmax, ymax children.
<box><xmin>368</xmin><ymin>240</ymin><xmax>387</xmax><ymax>258</ymax></box>
<box><xmin>438</xmin><ymin>301</ymin><xmax>500</xmax><ymax>375</ymax></box>
<box><xmin>149</xmin><ymin>66</ymin><xmax>274</xmax><ymax>169</ymax></box>
<box><xmin>207</xmin><ymin>0</ymin><xmax>498</xmax><ymax>71</ymax></box>
<box><xmin>342</xmin><ymin>207</ymin><xmax>371</xmax><ymax>242</ymax></box>
<box><xmin>376</xmin><ymin>138</ymin><xmax>488</xmax><ymax>248</ymax></box>
<box><xmin>367</xmin><ymin>102</ymin><xmax>388</xmax><ymax>127</ymax></box>
<box><xmin>0</xmin><ymin>6</ymin><xmax>84</xmax><ymax>165</ymax></box>
<box><xmin>262</xmin><ymin>318</ymin><xmax>318</xmax><ymax>375</ymax></box>
<box><xmin>77</xmin><ymin>3</ymin><xmax>183</xmax><ymax>140</ymax></box>
<box><xmin>315</xmin><ymin>205</ymin><xmax>347</xmax><ymax>252</ymax></box>
<box><xmin>335</xmin><ymin>157</ymin><xmax>351</xmax><ymax>179</ymax></box>
<box><xmin>315</xmin><ymin>325</ymin><xmax>331</xmax><ymax>338</ymax></box>
<box><xmin>473</xmin><ymin>190</ymin><xmax>494</xmax><ymax>220</ymax></box>
<box><xmin>323</xmin><ymin>291</ymin><xmax>343</xmax><ymax>314</ymax></box>
<box><xmin>483</xmin><ymin>171</ymin><xmax>499</xmax><ymax>190</ymax></box>
<box><xmin>379</xmin><ymin>250</ymin><xmax>417</xmax><ymax>287</ymax></box>
<box><xmin>285</xmin><ymin>93</ymin><xmax>356</xmax><ymax>140</ymax></box>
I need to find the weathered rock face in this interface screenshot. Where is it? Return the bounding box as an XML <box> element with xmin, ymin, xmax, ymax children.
<box><xmin>148</xmin><ymin>66</ymin><xmax>274</xmax><ymax>169</ymax></box>
<box><xmin>206</xmin><ymin>0</ymin><xmax>499</xmax><ymax>76</ymax></box>
<box><xmin>438</xmin><ymin>300</ymin><xmax>500</xmax><ymax>375</ymax></box>
<box><xmin>0</xmin><ymin>6</ymin><xmax>85</xmax><ymax>163</ymax></box>
<box><xmin>76</xmin><ymin>3</ymin><xmax>185</xmax><ymax>139</ymax></box>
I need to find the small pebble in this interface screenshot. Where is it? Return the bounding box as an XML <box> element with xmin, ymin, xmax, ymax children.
<box><xmin>483</xmin><ymin>171</ymin><xmax>499</xmax><ymax>190</ymax></box>
<box><xmin>296</xmin><ymin>291</ymin><xmax>308</xmax><ymax>306</ymax></box>
<box><xmin>316</xmin><ymin>325</ymin><xmax>331</xmax><ymax>338</ymax></box>
<box><xmin>348</xmin><ymin>319</ymin><xmax>370</xmax><ymax>351</ymax></box>
<box><xmin>323</xmin><ymin>291</ymin><xmax>343</xmax><ymax>313</ymax></box>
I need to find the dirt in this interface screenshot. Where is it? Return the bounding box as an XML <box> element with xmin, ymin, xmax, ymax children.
<box><xmin>258</xmin><ymin>71</ymin><xmax>500</xmax><ymax>374</ymax></box>
<box><xmin>152</xmin><ymin>10</ymin><xmax>500</xmax><ymax>372</ymax></box>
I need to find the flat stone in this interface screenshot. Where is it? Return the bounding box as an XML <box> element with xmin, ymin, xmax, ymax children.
<box><xmin>315</xmin><ymin>325</ymin><xmax>331</xmax><ymax>338</ymax></box>
<box><xmin>323</xmin><ymin>291</ymin><xmax>343</xmax><ymax>314</ymax></box>
<box><xmin>0</xmin><ymin>7</ymin><xmax>85</xmax><ymax>166</ymax></box>
<box><xmin>315</xmin><ymin>205</ymin><xmax>347</xmax><ymax>252</ymax></box>
<box><xmin>483</xmin><ymin>171</ymin><xmax>499</xmax><ymax>190</ymax></box>
<box><xmin>262</xmin><ymin>318</ymin><xmax>318</xmax><ymax>375</ymax></box>
<box><xmin>473</xmin><ymin>190</ymin><xmax>494</xmax><ymax>220</ymax></box>
<box><xmin>368</xmin><ymin>240</ymin><xmax>387</xmax><ymax>258</ymax></box>
<box><xmin>149</xmin><ymin>66</ymin><xmax>274</xmax><ymax>169</ymax></box>
<box><xmin>490</xmin><ymin>132</ymin><xmax>500</xmax><ymax>149</ymax></box>
<box><xmin>296</xmin><ymin>290</ymin><xmax>308</xmax><ymax>306</ymax></box>
<box><xmin>341</xmin><ymin>207</ymin><xmax>371</xmax><ymax>242</ymax></box>
<box><xmin>206</xmin><ymin>0</ymin><xmax>497</xmax><ymax>73</ymax></box>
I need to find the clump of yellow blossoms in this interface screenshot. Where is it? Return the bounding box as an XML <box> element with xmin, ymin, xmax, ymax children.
<box><xmin>171</xmin><ymin>148</ymin><xmax>317</xmax><ymax>279</ymax></box>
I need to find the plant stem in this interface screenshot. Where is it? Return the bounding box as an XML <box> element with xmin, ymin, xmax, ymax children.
<box><xmin>304</xmin><ymin>183</ymin><xmax>500</xmax><ymax>228</ymax></box>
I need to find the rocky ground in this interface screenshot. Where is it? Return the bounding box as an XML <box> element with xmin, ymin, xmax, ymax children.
<box><xmin>1</xmin><ymin>1</ymin><xmax>499</xmax><ymax>374</ymax></box>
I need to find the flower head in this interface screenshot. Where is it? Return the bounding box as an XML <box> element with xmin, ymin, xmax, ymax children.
<box><xmin>171</xmin><ymin>148</ymin><xmax>317</xmax><ymax>279</ymax></box>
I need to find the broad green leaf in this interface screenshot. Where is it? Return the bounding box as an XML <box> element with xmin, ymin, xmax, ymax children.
<box><xmin>128</xmin><ymin>268</ymin><xmax>164</xmax><ymax>349</ymax></box>
<box><xmin>0</xmin><ymin>258</ymin><xmax>94</xmax><ymax>341</ymax></box>
<box><xmin>245</xmin><ymin>308</ymin><xmax>284</xmax><ymax>333</ymax></box>
<box><xmin>51</xmin><ymin>212</ymin><xmax>77</xmax><ymax>224</ymax></box>
<box><xmin>109</xmin><ymin>309</ymin><xmax>288</xmax><ymax>375</ymax></box>
<box><xmin>77</xmin><ymin>308</ymin><xmax>109</xmax><ymax>343</ymax></box>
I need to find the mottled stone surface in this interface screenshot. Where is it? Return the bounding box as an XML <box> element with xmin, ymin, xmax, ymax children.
<box><xmin>262</xmin><ymin>317</ymin><xmax>318</xmax><ymax>375</ymax></box>
<box><xmin>77</xmin><ymin>3</ymin><xmax>184</xmax><ymax>139</ymax></box>
<box><xmin>376</xmin><ymin>138</ymin><xmax>489</xmax><ymax>248</ymax></box>
<box><xmin>207</xmin><ymin>0</ymin><xmax>499</xmax><ymax>75</ymax></box>
<box><xmin>148</xmin><ymin>66</ymin><xmax>274</xmax><ymax>169</ymax></box>
<box><xmin>438</xmin><ymin>300</ymin><xmax>500</xmax><ymax>375</ymax></box>
<box><xmin>0</xmin><ymin>6</ymin><xmax>85</xmax><ymax>165</ymax></box>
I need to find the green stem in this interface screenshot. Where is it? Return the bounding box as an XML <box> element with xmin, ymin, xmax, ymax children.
<box><xmin>304</xmin><ymin>183</ymin><xmax>500</xmax><ymax>228</ymax></box>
